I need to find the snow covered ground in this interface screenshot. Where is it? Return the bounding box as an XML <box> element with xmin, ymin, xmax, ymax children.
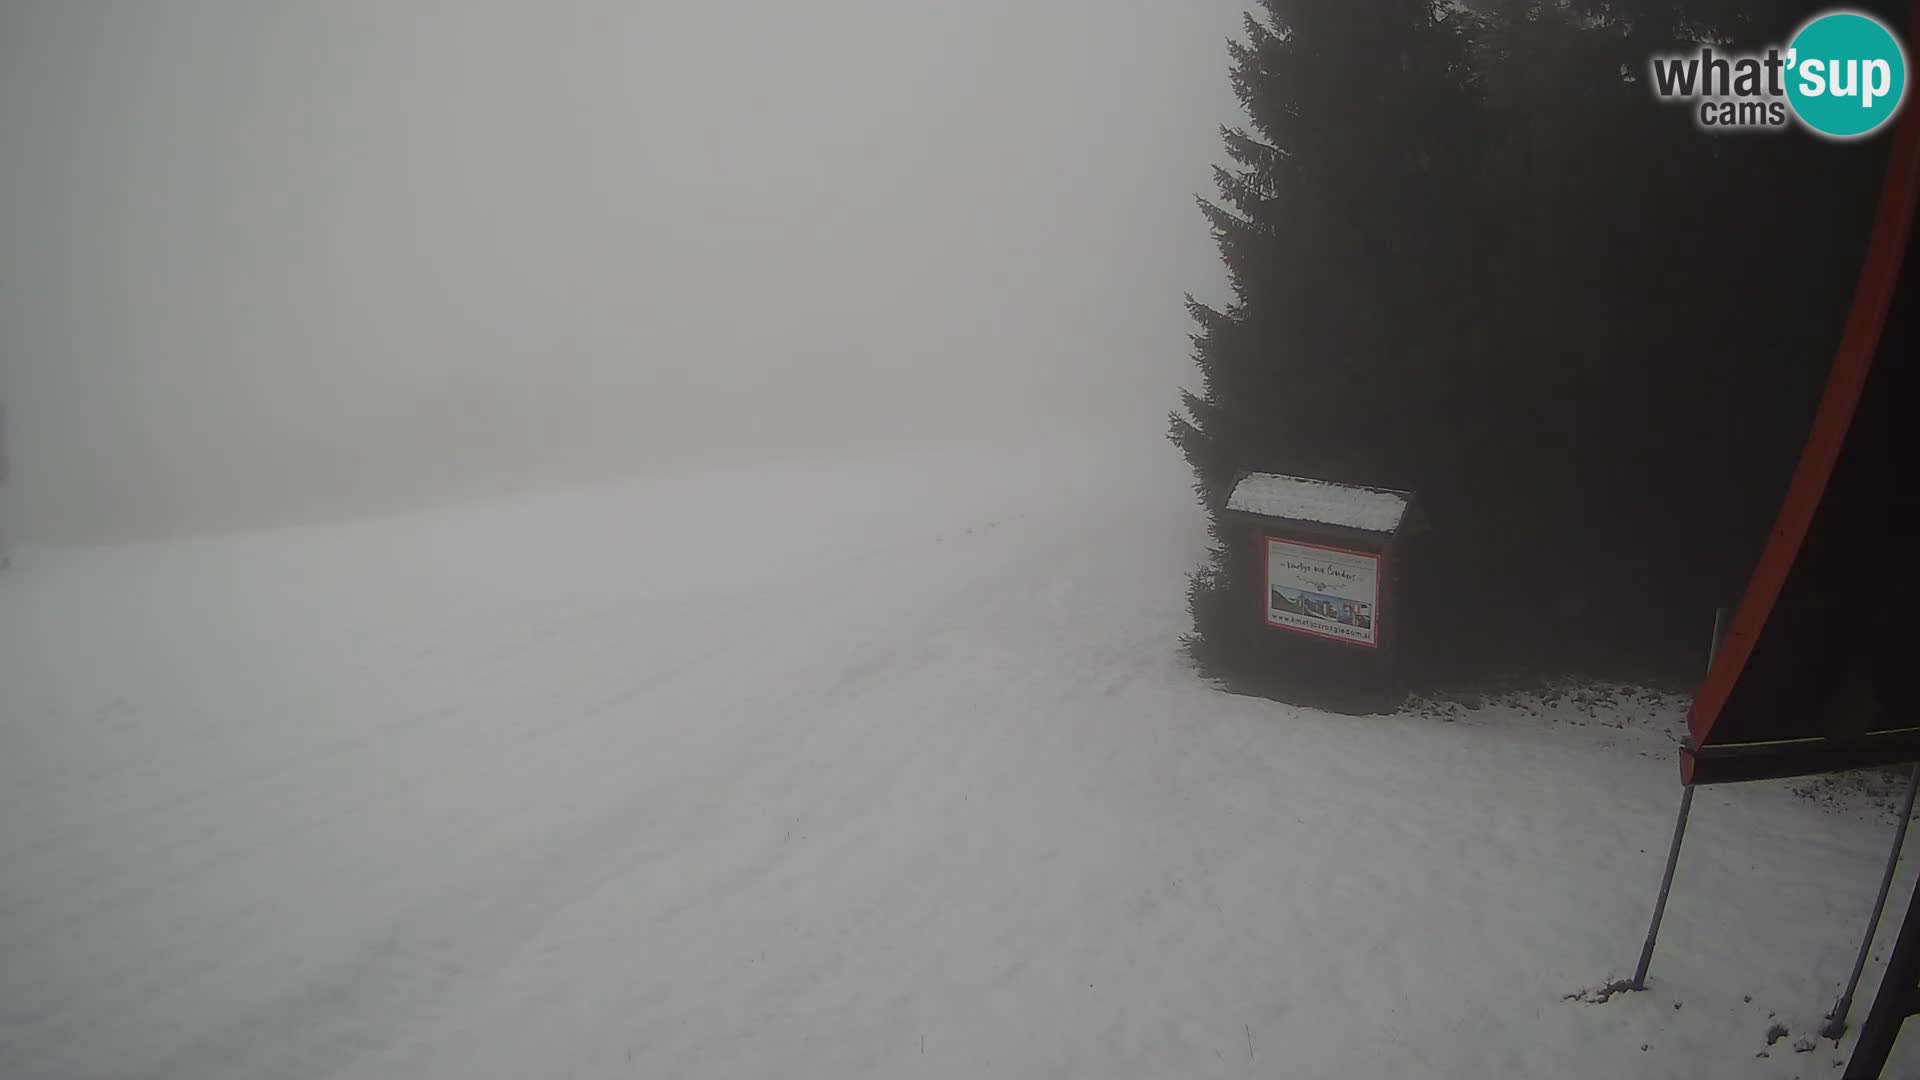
<box><xmin>1</xmin><ymin>433</ymin><xmax>1914</xmax><ymax>1079</ymax></box>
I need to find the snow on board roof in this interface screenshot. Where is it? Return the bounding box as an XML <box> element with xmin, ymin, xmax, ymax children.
<box><xmin>1225</xmin><ymin>473</ymin><xmax>1411</xmax><ymax>534</ymax></box>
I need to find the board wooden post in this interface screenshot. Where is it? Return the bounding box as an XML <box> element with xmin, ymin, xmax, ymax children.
<box><xmin>1223</xmin><ymin>473</ymin><xmax>1421</xmax><ymax>710</ymax></box>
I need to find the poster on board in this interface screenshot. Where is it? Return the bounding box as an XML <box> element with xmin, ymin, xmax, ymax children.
<box><xmin>1265</xmin><ymin>537</ymin><xmax>1380</xmax><ymax>647</ymax></box>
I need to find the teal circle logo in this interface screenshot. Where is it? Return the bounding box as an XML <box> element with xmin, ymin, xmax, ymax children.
<box><xmin>1785</xmin><ymin>10</ymin><xmax>1908</xmax><ymax>139</ymax></box>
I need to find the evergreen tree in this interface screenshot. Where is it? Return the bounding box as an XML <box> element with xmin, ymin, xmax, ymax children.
<box><xmin>1172</xmin><ymin>0</ymin><xmax>1901</xmax><ymax>688</ymax></box>
<box><xmin>1459</xmin><ymin>0</ymin><xmax>1894</xmax><ymax>668</ymax></box>
<box><xmin>1169</xmin><ymin>1</ymin><xmax>1489</xmax><ymax>678</ymax></box>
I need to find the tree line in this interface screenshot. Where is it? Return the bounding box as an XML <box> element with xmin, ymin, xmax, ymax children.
<box><xmin>1170</xmin><ymin>0</ymin><xmax>1902</xmax><ymax>692</ymax></box>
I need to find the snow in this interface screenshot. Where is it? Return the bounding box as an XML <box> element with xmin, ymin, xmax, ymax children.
<box><xmin>1</xmin><ymin>434</ymin><xmax>1914</xmax><ymax>1079</ymax></box>
<box><xmin>1226</xmin><ymin>472</ymin><xmax>1410</xmax><ymax>534</ymax></box>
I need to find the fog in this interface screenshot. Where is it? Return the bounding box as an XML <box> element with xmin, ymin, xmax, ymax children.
<box><xmin>0</xmin><ymin>1</ymin><xmax>1242</xmax><ymax>545</ymax></box>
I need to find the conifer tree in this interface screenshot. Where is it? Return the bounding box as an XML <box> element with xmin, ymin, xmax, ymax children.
<box><xmin>1169</xmin><ymin>1</ymin><xmax>1488</xmax><ymax>675</ymax></box>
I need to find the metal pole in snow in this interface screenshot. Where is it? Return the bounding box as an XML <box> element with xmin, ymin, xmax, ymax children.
<box><xmin>1822</xmin><ymin>761</ymin><xmax>1920</xmax><ymax>1039</ymax></box>
<box><xmin>1630</xmin><ymin>607</ymin><xmax>1726</xmax><ymax>991</ymax></box>
<box><xmin>1631</xmin><ymin>786</ymin><xmax>1695</xmax><ymax>991</ymax></box>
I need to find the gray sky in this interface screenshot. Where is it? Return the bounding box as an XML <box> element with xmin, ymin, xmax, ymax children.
<box><xmin>0</xmin><ymin>0</ymin><xmax>1243</xmax><ymax>544</ymax></box>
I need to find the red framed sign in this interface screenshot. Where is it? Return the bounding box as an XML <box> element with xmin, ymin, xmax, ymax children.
<box><xmin>1263</xmin><ymin>535</ymin><xmax>1381</xmax><ymax>649</ymax></box>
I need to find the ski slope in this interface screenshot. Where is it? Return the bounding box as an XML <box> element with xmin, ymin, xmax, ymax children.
<box><xmin>1</xmin><ymin>435</ymin><xmax>1913</xmax><ymax>1079</ymax></box>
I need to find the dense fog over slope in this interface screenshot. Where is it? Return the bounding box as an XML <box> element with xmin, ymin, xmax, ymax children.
<box><xmin>0</xmin><ymin>0</ymin><xmax>1241</xmax><ymax>544</ymax></box>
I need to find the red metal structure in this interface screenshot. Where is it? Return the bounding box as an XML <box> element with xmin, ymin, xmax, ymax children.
<box><xmin>1645</xmin><ymin>20</ymin><xmax>1920</xmax><ymax>1072</ymax></box>
<box><xmin>1683</xmin><ymin>57</ymin><xmax>1920</xmax><ymax>787</ymax></box>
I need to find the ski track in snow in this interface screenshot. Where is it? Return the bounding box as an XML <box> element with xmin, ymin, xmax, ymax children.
<box><xmin>1</xmin><ymin>434</ymin><xmax>1914</xmax><ymax>1079</ymax></box>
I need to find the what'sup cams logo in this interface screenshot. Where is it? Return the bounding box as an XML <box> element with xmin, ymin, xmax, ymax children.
<box><xmin>1649</xmin><ymin>9</ymin><xmax>1909</xmax><ymax>139</ymax></box>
